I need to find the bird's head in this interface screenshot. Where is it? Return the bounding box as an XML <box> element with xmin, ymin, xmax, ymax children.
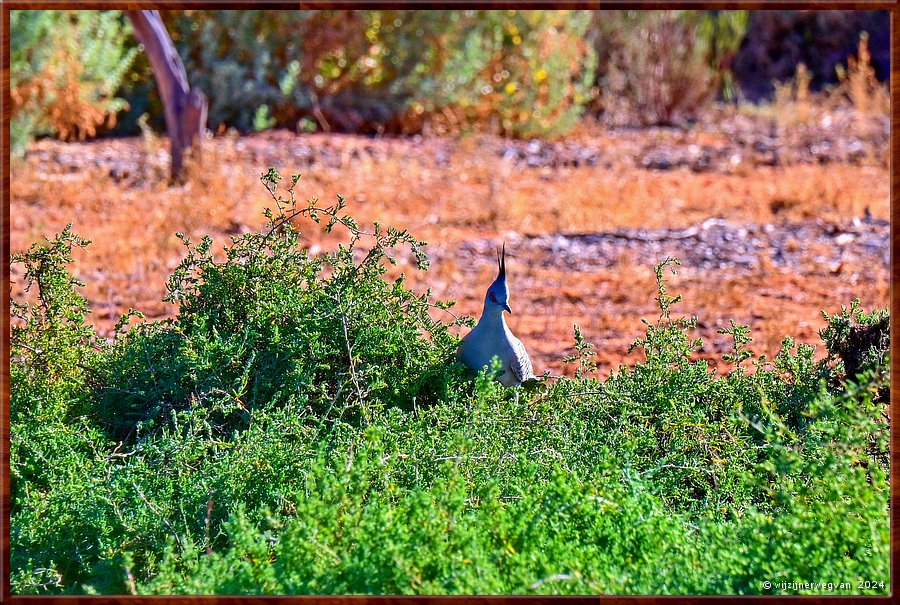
<box><xmin>485</xmin><ymin>242</ymin><xmax>512</xmax><ymax>314</ymax></box>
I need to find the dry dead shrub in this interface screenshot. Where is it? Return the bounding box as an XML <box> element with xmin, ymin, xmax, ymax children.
<box><xmin>33</xmin><ymin>52</ymin><xmax>121</xmax><ymax>141</ymax></box>
<box><xmin>769</xmin><ymin>34</ymin><xmax>888</xmax><ymax>140</ymax></box>
<box><xmin>12</xmin><ymin>53</ymin><xmax>112</xmax><ymax>142</ymax></box>
<box><xmin>835</xmin><ymin>33</ymin><xmax>889</xmax><ymax>116</ymax></box>
<box><xmin>601</xmin><ymin>11</ymin><xmax>716</xmax><ymax>126</ymax></box>
<box><xmin>11</xmin><ymin>11</ymin><xmax>136</xmax><ymax>148</ymax></box>
<box><xmin>772</xmin><ymin>62</ymin><xmax>814</xmax><ymax>128</ymax></box>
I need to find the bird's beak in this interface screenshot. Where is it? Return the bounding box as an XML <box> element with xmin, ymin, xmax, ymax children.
<box><xmin>504</xmin><ymin>303</ymin><xmax>512</xmax><ymax>314</ymax></box>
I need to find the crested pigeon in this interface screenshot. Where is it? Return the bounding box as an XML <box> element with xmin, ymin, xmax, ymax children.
<box><xmin>459</xmin><ymin>243</ymin><xmax>536</xmax><ymax>387</ymax></box>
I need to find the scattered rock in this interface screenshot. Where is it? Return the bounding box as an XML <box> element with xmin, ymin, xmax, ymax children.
<box><xmin>446</xmin><ymin>217</ymin><xmax>888</xmax><ymax>276</ymax></box>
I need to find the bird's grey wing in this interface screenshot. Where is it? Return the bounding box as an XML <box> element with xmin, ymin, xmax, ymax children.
<box><xmin>507</xmin><ymin>337</ymin><xmax>535</xmax><ymax>383</ymax></box>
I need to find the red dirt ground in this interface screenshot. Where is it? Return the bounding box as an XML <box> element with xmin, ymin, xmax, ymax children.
<box><xmin>9</xmin><ymin>110</ymin><xmax>889</xmax><ymax>377</ymax></box>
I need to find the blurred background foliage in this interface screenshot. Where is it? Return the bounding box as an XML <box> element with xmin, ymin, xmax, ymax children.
<box><xmin>592</xmin><ymin>10</ymin><xmax>749</xmax><ymax>125</ymax></box>
<box><xmin>10</xmin><ymin>9</ymin><xmax>890</xmax><ymax>152</ymax></box>
<box><xmin>10</xmin><ymin>10</ymin><xmax>138</xmax><ymax>152</ymax></box>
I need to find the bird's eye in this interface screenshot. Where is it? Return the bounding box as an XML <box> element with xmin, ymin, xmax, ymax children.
<box><xmin>489</xmin><ymin>292</ymin><xmax>497</xmax><ymax>303</ymax></box>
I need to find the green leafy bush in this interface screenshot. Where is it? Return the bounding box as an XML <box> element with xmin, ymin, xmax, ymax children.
<box><xmin>10</xmin><ymin>227</ymin><xmax>115</xmax><ymax>592</ymax></box>
<box><xmin>10</xmin><ymin>170</ymin><xmax>889</xmax><ymax>594</ymax></box>
<box><xmin>97</xmin><ymin>168</ymin><xmax>464</xmax><ymax>438</ymax></box>
<box><xmin>820</xmin><ymin>299</ymin><xmax>889</xmax><ymax>386</ymax></box>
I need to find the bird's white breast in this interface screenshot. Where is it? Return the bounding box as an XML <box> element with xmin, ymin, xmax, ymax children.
<box><xmin>459</xmin><ymin>323</ymin><xmax>516</xmax><ymax>379</ymax></box>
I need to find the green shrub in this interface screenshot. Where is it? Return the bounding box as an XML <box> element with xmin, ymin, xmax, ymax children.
<box><xmin>95</xmin><ymin>169</ymin><xmax>465</xmax><ymax>439</ymax></box>
<box><xmin>10</xmin><ymin>169</ymin><xmax>889</xmax><ymax>594</ymax></box>
<box><xmin>137</xmin><ymin>374</ymin><xmax>890</xmax><ymax>595</ymax></box>
<box><xmin>10</xmin><ymin>227</ymin><xmax>115</xmax><ymax>592</ymax></box>
<box><xmin>820</xmin><ymin>299</ymin><xmax>889</xmax><ymax>387</ymax></box>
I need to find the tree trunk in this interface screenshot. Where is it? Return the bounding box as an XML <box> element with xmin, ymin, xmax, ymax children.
<box><xmin>126</xmin><ymin>10</ymin><xmax>207</xmax><ymax>183</ymax></box>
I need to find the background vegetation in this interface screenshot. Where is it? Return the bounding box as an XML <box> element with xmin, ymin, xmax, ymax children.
<box><xmin>10</xmin><ymin>9</ymin><xmax>889</xmax><ymax>152</ymax></box>
<box><xmin>10</xmin><ymin>10</ymin><xmax>138</xmax><ymax>153</ymax></box>
<box><xmin>10</xmin><ymin>171</ymin><xmax>889</xmax><ymax>594</ymax></box>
